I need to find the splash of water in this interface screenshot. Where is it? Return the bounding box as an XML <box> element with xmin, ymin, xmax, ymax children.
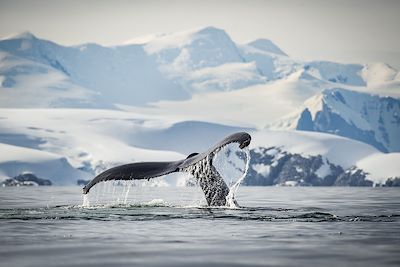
<box><xmin>225</xmin><ymin>147</ymin><xmax>250</xmax><ymax>208</ymax></box>
<box><xmin>82</xmin><ymin>194</ymin><xmax>90</xmax><ymax>207</ymax></box>
<box><xmin>123</xmin><ymin>181</ymin><xmax>132</xmax><ymax>204</ymax></box>
<box><xmin>82</xmin><ymin>178</ymin><xmax>167</xmax><ymax>207</ymax></box>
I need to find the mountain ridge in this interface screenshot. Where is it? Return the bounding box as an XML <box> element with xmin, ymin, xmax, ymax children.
<box><xmin>271</xmin><ymin>87</ymin><xmax>400</xmax><ymax>152</ymax></box>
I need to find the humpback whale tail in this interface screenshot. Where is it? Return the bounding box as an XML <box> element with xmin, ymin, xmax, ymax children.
<box><xmin>82</xmin><ymin>132</ymin><xmax>251</xmax><ymax>206</ymax></box>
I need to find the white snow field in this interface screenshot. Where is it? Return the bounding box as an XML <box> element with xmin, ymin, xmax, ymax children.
<box><xmin>0</xmin><ymin>109</ymin><xmax>184</xmax><ymax>175</ymax></box>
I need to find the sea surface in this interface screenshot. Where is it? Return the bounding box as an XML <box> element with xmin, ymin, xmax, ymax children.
<box><xmin>0</xmin><ymin>186</ymin><xmax>399</xmax><ymax>267</ymax></box>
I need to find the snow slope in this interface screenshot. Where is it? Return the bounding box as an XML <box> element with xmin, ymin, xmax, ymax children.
<box><xmin>0</xmin><ymin>108</ymin><xmax>184</xmax><ymax>176</ymax></box>
<box><xmin>0</xmin><ymin>32</ymin><xmax>188</xmax><ymax>106</ymax></box>
<box><xmin>274</xmin><ymin>88</ymin><xmax>400</xmax><ymax>152</ymax></box>
<box><xmin>0</xmin><ymin>51</ymin><xmax>99</xmax><ymax>108</ymax></box>
<box><xmin>120</xmin><ymin>71</ymin><xmax>330</xmax><ymax>128</ymax></box>
<box><xmin>246</xmin><ymin>39</ymin><xmax>287</xmax><ymax>56</ymax></box>
<box><xmin>0</xmin><ymin>143</ymin><xmax>90</xmax><ymax>185</ymax></box>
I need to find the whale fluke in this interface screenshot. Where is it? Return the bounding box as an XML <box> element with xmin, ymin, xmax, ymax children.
<box><xmin>82</xmin><ymin>132</ymin><xmax>251</xmax><ymax>206</ymax></box>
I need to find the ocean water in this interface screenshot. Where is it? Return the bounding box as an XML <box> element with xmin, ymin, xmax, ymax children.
<box><xmin>0</xmin><ymin>186</ymin><xmax>399</xmax><ymax>267</ymax></box>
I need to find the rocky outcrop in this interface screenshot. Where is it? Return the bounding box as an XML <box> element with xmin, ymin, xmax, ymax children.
<box><xmin>334</xmin><ymin>167</ymin><xmax>372</xmax><ymax>186</ymax></box>
<box><xmin>244</xmin><ymin>147</ymin><xmax>393</xmax><ymax>186</ymax></box>
<box><xmin>1</xmin><ymin>173</ymin><xmax>52</xmax><ymax>186</ymax></box>
<box><xmin>385</xmin><ymin>178</ymin><xmax>400</xmax><ymax>187</ymax></box>
<box><xmin>76</xmin><ymin>179</ymin><xmax>90</xmax><ymax>186</ymax></box>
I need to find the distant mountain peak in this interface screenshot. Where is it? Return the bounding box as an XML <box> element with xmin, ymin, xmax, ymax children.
<box><xmin>124</xmin><ymin>26</ymin><xmax>229</xmax><ymax>46</ymax></box>
<box><xmin>247</xmin><ymin>39</ymin><xmax>287</xmax><ymax>56</ymax></box>
<box><xmin>361</xmin><ymin>62</ymin><xmax>400</xmax><ymax>87</ymax></box>
<box><xmin>293</xmin><ymin>87</ymin><xmax>400</xmax><ymax>152</ymax></box>
<box><xmin>196</xmin><ymin>26</ymin><xmax>227</xmax><ymax>35</ymax></box>
<box><xmin>1</xmin><ymin>31</ymin><xmax>37</xmax><ymax>41</ymax></box>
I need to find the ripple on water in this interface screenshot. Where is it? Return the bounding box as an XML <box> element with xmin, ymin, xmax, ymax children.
<box><xmin>1</xmin><ymin>204</ymin><xmax>398</xmax><ymax>223</ymax></box>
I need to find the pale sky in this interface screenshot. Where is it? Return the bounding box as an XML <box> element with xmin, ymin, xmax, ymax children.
<box><xmin>1</xmin><ymin>0</ymin><xmax>399</xmax><ymax>68</ymax></box>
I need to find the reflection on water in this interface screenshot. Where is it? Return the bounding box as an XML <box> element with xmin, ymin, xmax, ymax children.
<box><xmin>0</xmin><ymin>186</ymin><xmax>399</xmax><ymax>267</ymax></box>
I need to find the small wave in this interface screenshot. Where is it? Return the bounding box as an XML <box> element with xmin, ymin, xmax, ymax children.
<box><xmin>1</xmin><ymin>206</ymin><xmax>398</xmax><ymax>223</ymax></box>
<box><xmin>79</xmin><ymin>199</ymin><xmax>172</xmax><ymax>209</ymax></box>
<box><xmin>293</xmin><ymin>212</ymin><xmax>338</xmax><ymax>219</ymax></box>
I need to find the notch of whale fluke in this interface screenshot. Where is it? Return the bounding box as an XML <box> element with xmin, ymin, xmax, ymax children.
<box><xmin>82</xmin><ymin>132</ymin><xmax>251</xmax><ymax>206</ymax></box>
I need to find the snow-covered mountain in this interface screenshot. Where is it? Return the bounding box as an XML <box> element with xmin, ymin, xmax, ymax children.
<box><xmin>273</xmin><ymin>88</ymin><xmax>400</xmax><ymax>152</ymax></box>
<box><xmin>4</xmin><ymin>27</ymin><xmax>399</xmax><ymax>109</ymax></box>
<box><xmin>0</xmin><ymin>27</ymin><xmax>399</xmax><ymax>186</ymax></box>
<box><xmin>0</xmin><ymin>31</ymin><xmax>188</xmax><ymax>107</ymax></box>
<box><xmin>0</xmin><ymin>27</ymin><xmax>268</xmax><ymax>107</ymax></box>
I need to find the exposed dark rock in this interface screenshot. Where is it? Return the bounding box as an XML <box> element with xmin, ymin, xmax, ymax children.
<box><xmin>385</xmin><ymin>177</ymin><xmax>400</xmax><ymax>187</ymax></box>
<box><xmin>296</xmin><ymin>108</ymin><xmax>314</xmax><ymax>131</ymax></box>
<box><xmin>334</xmin><ymin>167</ymin><xmax>372</xmax><ymax>186</ymax></box>
<box><xmin>77</xmin><ymin>179</ymin><xmax>91</xmax><ymax>186</ymax></box>
<box><xmin>244</xmin><ymin>147</ymin><xmax>383</xmax><ymax>187</ymax></box>
<box><xmin>2</xmin><ymin>173</ymin><xmax>52</xmax><ymax>186</ymax></box>
<box><xmin>1</xmin><ymin>76</ymin><xmax>16</xmax><ymax>87</ymax></box>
